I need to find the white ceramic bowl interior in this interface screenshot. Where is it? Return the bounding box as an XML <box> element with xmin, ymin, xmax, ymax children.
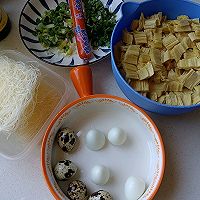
<box><xmin>42</xmin><ymin>96</ymin><xmax>165</xmax><ymax>200</ymax></box>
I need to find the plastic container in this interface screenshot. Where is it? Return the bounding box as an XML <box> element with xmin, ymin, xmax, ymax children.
<box><xmin>0</xmin><ymin>50</ymin><xmax>69</xmax><ymax>160</ymax></box>
<box><xmin>111</xmin><ymin>0</ymin><xmax>200</xmax><ymax>115</ymax></box>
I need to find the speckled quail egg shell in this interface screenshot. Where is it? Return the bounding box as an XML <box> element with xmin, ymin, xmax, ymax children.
<box><xmin>54</xmin><ymin>160</ymin><xmax>77</xmax><ymax>181</ymax></box>
<box><xmin>57</xmin><ymin>127</ymin><xmax>77</xmax><ymax>152</ymax></box>
<box><xmin>67</xmin><ymin>180</ymin><xmax>88</xmax><ymax>200</ymax></box>
<box><xmin>88</xmin><ymin>190</ymin><xmax>112</xmax><ymax>200</ymax></box>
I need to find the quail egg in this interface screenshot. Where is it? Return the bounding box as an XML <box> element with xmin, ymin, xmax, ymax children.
<box><xmin>54</xmin><ymin>160</ymin><xmax>77</xmax><ymax>181</ymax></box>
<box><xmin>108</xmin><ymin>127</ymin><xmax>127</xmax><ymax>146</ymax></box>
<box><xmin>124</xmin><ymin>176</ymin><xmax>146</xmax><ymax>200</ymax></box>
<box><xmin>57</xmin><ymin>127</ymin><xmax>77</xmax><ymax>152</ymax></box>
<box><xmin>88</xmin><ymin>190</ymin><xmax>112</xmax><ymax>200</ymax></box>
<box><xmin>85</xmin><ymin>129</ymin><xmax>106</xmax><ymax>151</ymax></box>
<box><xmin>90</xmin><ymin>165</ymin><xmax>110</xmax><ymax>185</ymax></box>
<box><xmin>67</xmin><ymin>180</ymin><xmax>88</xmax><ymax>200</ymax></box>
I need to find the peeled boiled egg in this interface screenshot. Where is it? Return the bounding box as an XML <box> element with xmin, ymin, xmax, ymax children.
<box><xmin>124</xmin><ymin>176</ymin><xmax>145</xmax><ymax>200</ymax></box>
<box><xmin>85</xmin><ymin>129</ymin><xmax>106</xmax><ymax>151</ymax></box>
<box><xmin>90</xmin><ymin>165</ymin><xmax>110</xmax><ymax>185</ymax></box>
<box><xmin>108</xmin><ymin>127</ymin><xmax>127</xmax><ymax>146</ymax></box>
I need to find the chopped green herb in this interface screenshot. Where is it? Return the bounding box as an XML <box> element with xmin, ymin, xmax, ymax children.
<box><xmin>84</xmin><ymin>0</ymin><xmax>116</xmax><ymax>48</ymax></box>
<box><xmin>35</xmin><ymin>2</ymin><xmax>74</xmax><ymax>54</ymax></box>
<box><xmin>34</xmin><ymin>1</ymin><xmax>116</xmax><ymax>55</ymax></box>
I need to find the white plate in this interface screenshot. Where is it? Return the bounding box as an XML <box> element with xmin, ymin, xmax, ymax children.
<box><xmin>41</xmin><ymin>95</ymin><xmax>165</xmax><ymax>200</ymax></box>
<box><xmin>19</xmin><ymin>0</ymin><xmax>123</xmax><ymax>67</ymax></box>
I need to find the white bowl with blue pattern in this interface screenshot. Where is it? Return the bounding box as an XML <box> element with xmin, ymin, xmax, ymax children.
<box><xmin>19</xmin><ymin>0</ymin><xmax>123</xmax><ymax>67</ymax></box>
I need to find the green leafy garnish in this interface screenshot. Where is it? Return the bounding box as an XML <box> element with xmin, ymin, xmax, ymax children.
<box><xmin>35</xmin><ymin>2</ymin><xmax>74</xmax><ymax>54</ymax></box>
<box><xmin>84</xmin><ymin>0</ymin><xmax>116</xmax><ymax>48</ymax></box>
<box><xmin>34</xmin><ymin>1</ymin><xmax>116</xmax><ymax>55</ymax></box>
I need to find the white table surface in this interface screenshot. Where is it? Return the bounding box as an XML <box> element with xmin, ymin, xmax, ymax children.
<box><xmin>1</xmin><ymin>0</ymin><xmax>200</xmax><ymax>200</ymax></box>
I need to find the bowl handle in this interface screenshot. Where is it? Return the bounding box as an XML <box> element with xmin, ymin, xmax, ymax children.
<box><xmin>70</xmin><ymin>66</ymin><xmax>93</xmax><ymax>98</ymax></box>
<box><xmin>121</xmin><ymin>1</ymin><xmax>140</xmax><ymax>19</ymax></box>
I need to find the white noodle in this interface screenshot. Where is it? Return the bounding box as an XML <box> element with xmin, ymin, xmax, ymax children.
<box><xmin>0</xmin><ymin>56</ymin><xmax>41</xmax><ymax>134</ymax></box>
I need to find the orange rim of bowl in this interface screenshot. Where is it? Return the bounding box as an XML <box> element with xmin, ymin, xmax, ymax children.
<box><xmin>41</xmin><ymin>94</ymin><xmax>165</xmax><ymax>200</ymax></box>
